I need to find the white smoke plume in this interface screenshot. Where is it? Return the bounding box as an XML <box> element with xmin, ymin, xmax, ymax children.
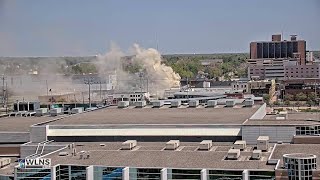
<box><xmin>95</xmin><ymin>43</ymin><xmax>181</xmax><ymax>96</ymax></box>
<box><xmin>131</xmin><ymin>44</ymin><xmax>181</xmax><ymax>94</ymax></box>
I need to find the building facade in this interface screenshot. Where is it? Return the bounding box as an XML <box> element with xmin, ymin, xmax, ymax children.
<box><xmin>250</xmin><ymin>34</ymin><xmax>306</xmax><ymax>65</ymax></box>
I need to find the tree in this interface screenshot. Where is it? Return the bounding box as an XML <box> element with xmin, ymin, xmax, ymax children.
<box><xmin>263</xmin><ymin>94</ymin><xmax>270</xmax><ymax>104</ymax></box>
<box><xmin>273</xmin><ymin>101</ymin><xmax>280</xmax><ymax>106</ymax></box>
<box><xmin>307</xmin><ymin>92</ymin><xmax>317</xmax><ymax>101</ymax></box>
<box><xmin>306</xmin><ymin>100</ymin><xmax>315</xmax><ymax>107</ymax></box>
<box><xmin>284</xmin><ymin>100</ymin><xmax>291</xmax><ymax>106</ymax></box>
<box><xmin>284</xmin><ymin>94</ymin><xmax>294</xmax><ymax>101</ymax></box>
<box><xmin>295</xmin><ymin>92</ymin><xmax>307</xmax><ymax>101</ymax></box>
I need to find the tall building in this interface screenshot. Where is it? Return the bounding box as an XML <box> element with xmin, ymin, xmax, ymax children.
<box><xmin>247</xmin><ymin>34</ymin><xmax>318</xmax><ymax>80</ymax></box>
<box><xmin>250</xmin><ymin>34</ymin><xmax>306</xmax><ymax>65</ymax></box>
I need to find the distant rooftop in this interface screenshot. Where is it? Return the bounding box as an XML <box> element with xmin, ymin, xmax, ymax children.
<box><xmin>46</xmin><ymin>105</ymin><xmax>260</xmax><ymax>126</ymax></box>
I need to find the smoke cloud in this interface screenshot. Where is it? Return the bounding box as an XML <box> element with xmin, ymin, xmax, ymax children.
<box><xmin>95</xmin><ymin>43</ymin><xmax>181</xmax><ymax>96</ymax></box>
<box><xmin>0</xmin><ymin>43</ymin><xmax>181</xmax><ymax>101</ymax></box>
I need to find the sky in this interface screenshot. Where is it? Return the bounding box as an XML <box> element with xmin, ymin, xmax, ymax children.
<box><xmin>0</xmin><ymin>0</ymin><xmax>319</xmax><ymax>56</ymax></box>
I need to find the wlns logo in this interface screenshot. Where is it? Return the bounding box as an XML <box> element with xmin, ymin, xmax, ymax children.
<box><xmin>18</xmin><ymin>158</ymin><xmax>51</xmax><ymax>169</ymax></box>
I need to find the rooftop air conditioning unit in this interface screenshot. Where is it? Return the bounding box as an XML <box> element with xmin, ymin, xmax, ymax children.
<box><xmin>118</xmin><ymin>101</ymin><xmax>129</xmax><ymax>108</ymax></box>
<box><xmin>226</xmin><ymin>100</ymin><xmax>236</xmax><ymax>107</ymax></box>
<box><xmin>36</xmin><ymin>108</ymin><xmax>48</xmax><ymax>117</ymax></box>
<box><xmin>0</xmin><ymin>158</ymin><xmax>11</xmax><ymax>168</ymax></box>
<box><xmin>189</xmin><ymin>100</ymin><xmax>199</xmax><ymax>108</ymax></box>
<box><xmin>122</xmin><ymin>140</ymin><xmax>137</xmax><ymax>150</ymax></box>
<box><xmin>199</xmin><ymin>140</ymin><xmax>213</xmax><ymax>150</ymax></box>
<box><xmin>251</xmin><ymin>150</ymin><xmax>262</xmax><ymax>160</ymax></box>
<box><xmin>166</xmin><ymin>140</ymin><xmax>180</xmax><ymax>150</ymax></box>
<box><xmin>207</xmin><ymin>100</ymin><xmax>217</xmax><ymax>108</ymax></box>
<box><xmin>227</xmin><ymin>149</ymin><xmax>240</xmax><ymax>160</ymax></box>
<box><xmin>244</xmin><ymin>99</ymin><xmax>254</xmax><ymax>107</ymax></box>
<box><xmin>50</xmin><ymin>108</ymin><xmax>63</xmax><ymax>116</ymax></box>
<box><xmin>71</xmin><ymin>107</ymin><xmax>83</xmax><ymax>114</ymax></box>
<box><xmin>171</xmin><ymin>100</ymin><xmax>181</xmax><ymax>108</ymax></box>
<box><xmin>278</xmin><ymin>111</ymin><xmax>288</xmax><ymax>119</ymax></box>
<box><xmin>135</xmin><ymin>101</ymin><xmax>146</xmax><ymax>108</ymax></box>
<box><xmin>152</xmin><ymin>101</ymin><xmax>164</xmax><ymax>108</ymax></box>
<box><xmin>233</xmin><ymin>140</ymin><xmax>246</xmax><ymax>150</ymax></box>
<box><xmin>257</xmin><ymin>136</ymin><xmax>269</xmax><ymax>151</ymax></box>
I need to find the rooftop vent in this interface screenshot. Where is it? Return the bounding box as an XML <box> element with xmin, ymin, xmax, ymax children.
<box><xmin>251</xmin><ymin>150</ymin><xmax>262</xmax><ymax>160</ymax></box>
<box><xmin>50</xmin><ymin>108</ymin><xmax>63</xmax><ymax>116</ymax></box>
<box><xmin>226</xmin><ymin>100</ymin><xmax>235</xmax><ymax>107</ymax></box>
<box><xmin>233</xmin><ymin>140</ymin><xmax>246</xmax><ymax>150</ymax></box>
<box><xmin>189</xmin><ymin>100</ymin><xmax>199</xmax><ymax>108</ymax></box>
<box><xmin>199</xmin><ymin>140</ymin><xmax>213</xmax><ymax>150</ymax></box>
<box><xmin>207</xmin><ymin>100</ymin><xmax>217</xmax><ymax>108</ymax></box>
<box><xmin>100</xmin><ymin>144</ymin><xmax>106</xmax><ymax>147</ymax></box>
<box><xmin>152</xmin><ymin>101</ymin><xmax>164</xmax><ymax>108</ymax></box>
<box><xmin>135</xmin><ymin>101</ymin><xmax>146</xmax><ymax>108</ymax></box>
<box><xmin>122</xmin><ymin>140</ymin><xmax>137</xmax><ymax>150</ymax></box>
<box><xmin>58</xmin><ymin>152</ymin><xmax>68</xmax><ymax>156</ymax></box>
<box><xmin>118</xmin><ymin>101</ymin><xmax>129</xmax><ymax>108</ymax></box>
<box><xmin>171</xmin><ymin>100</ymin><xmax>181</xmax><ymax>108</ymax></box>
<box><xmin>71</xmin><ymin>107</ymin><xmax>83</xmax><ymax>114</ymax></box>
<box><xmin>166</xmin><ymin>140</ymin><xmax>180</xmax><ymax>150</ymax></box>
<box><xmin>0</xmin><ymin>158</ymin><xmax>11</xmax><ymax>168</ymax></box>
<box><xmin>35</xmin><ymin>108</ymin><xmax>48</xmax><ymax>117</ymax></box>
<box><xmin>72</xmin><ymin>148</ymin><xmax>76</xmax><ymax>156</ymax></box>
<box><xmin>244</xmin><ymin>99</ymin><xmax>254</xmax><ymax>107</ymax></box>
<box><xmin>257</xmin><ymin>136</ymin><xmax>269</xmax><ymax>151</ymax></box>
<box><xmin>227</xmin><ymin>149</ymin><xmax>240</xmax><ymax>160</ymax></box>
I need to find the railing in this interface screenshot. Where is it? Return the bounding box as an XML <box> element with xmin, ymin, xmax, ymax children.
<box><xmin>25</xmin><ymin>140</ymin><xmax>54</xmax><ymax>159</ymax></box>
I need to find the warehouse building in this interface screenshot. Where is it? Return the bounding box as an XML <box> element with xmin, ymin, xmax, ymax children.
<box><xmin>1</xmin><ymin>102</ymin><xmax>320</xmax><ymax>179</ymax></box>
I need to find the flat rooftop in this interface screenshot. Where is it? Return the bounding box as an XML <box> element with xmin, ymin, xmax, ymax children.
<box><xmin>271</xmin><ymin>144</ymin><xmax>320</xmax><ymax>169</ymax></box>
<box><xmin>244</xmin><ymin>119</ymin><xmax>320</xmax><ymax>126</ymax></box>
<box><xmin>47</xmin><ymin>105</ymin><xmax>260</xmax><ymax>125</ymax></box>
<box><xmin>0</xmin><ymin>116</ymin><xmax>58</xmax><ymax>132</ymax></box>
<box><xmin>264</xmin><ymin>112</ymin><xmax>320</xmax><ymax>120</ymax></box>
<box><xmin>44</xmin><ymin>142</ymin><xmax>274</xmax><ymax>170</ymax></box>
<box><xmin>244</xmin><ymin>112</ymin><xmax>320</xmax><ymax>126</ymax></box>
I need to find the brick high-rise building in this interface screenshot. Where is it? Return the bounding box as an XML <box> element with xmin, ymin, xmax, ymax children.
<box><xmin>250</xmin><ymin>34</ymin><xmax>306</xmax><ymax>65</ymax></box>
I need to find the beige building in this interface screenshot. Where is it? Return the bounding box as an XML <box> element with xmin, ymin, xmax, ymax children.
<box><xmin>247</xmin><ymin>79</ymin><xmax>275</xmax><ymax>98</ymax></box>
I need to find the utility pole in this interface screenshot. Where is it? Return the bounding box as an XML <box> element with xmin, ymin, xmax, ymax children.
<box><xmin>2</xmin><ymin>76</ymin><xmax>5</xmax><ymax>108</ymax></box>
<box><xmin>139</xmin><ymin>72</ymin><xmax>143</xmax><ymax>101</ymax></box>
<box><xmin>84</xmin><ymin>78</ymin><xmax>92</xmax><ymax>108</ymax></box>
<box><xmin>187</xmin><ymin>77</ymin><xmax>189</xmax><ymax>101</ymax></box>
<box><xmin>146</xmin><ymin>78</ymin><xmax>149</xmax><ymax>93</ymax></box>
<box><xmin>5</xmin><ymin>82</ymin><xmax>7</xmax><ymax>114</ymax></box>
<box><xmin>99</xmin><ymin>80</ymin><xmax>102</xmax><ymax>100</ymax></box>
<box><xmin>46</xmin><ymin>80</ymin><xmax>49</xmax><ymax>109</ymax></box>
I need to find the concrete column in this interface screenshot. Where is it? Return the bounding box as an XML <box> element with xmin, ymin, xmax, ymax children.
<box><xmin>51</xmin><ymin>165</ymin><xmax>57</xmax><ymax>180</ymax></box>
<box><xmin>167</xmin><ymin>169</ymin><xmax>172</xmax><ymax>180</ymax></box>
<box><xmin>14</xmin><ymin>166</ymin><xmax>17</xmax><ymax>180</ymax></box>
<box><xmin>69</xmin><ymin>165</ymin><xmax>72</xmax><ymax>180</ymax></box>
<box><xmin>161</xmin><ymin>168</ymin><xmax>168</xmax><ymax>180</ymax></box>
<box><xmin>27</xmin><ymin>102</ymin><xmax>30</xmax><ymax>111</ymax></box>
<box><xmin>242</xmin><ymin>170</ymin><xmax>249</xmax><ymax>180</ymax></box>
<box><xmin>86</xmin><ymin>165</ymin><xmax>94</xmax><ymax>180</ymax></box>
<box><xmin>201</xmin><ymin>169</ymin><xmax>207</xmax><ymax>180</ymax></box>
<box><xmin>122</xmin><ymin>167</ymin><xmax>130</xmax><ymax>180</ymax></box>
